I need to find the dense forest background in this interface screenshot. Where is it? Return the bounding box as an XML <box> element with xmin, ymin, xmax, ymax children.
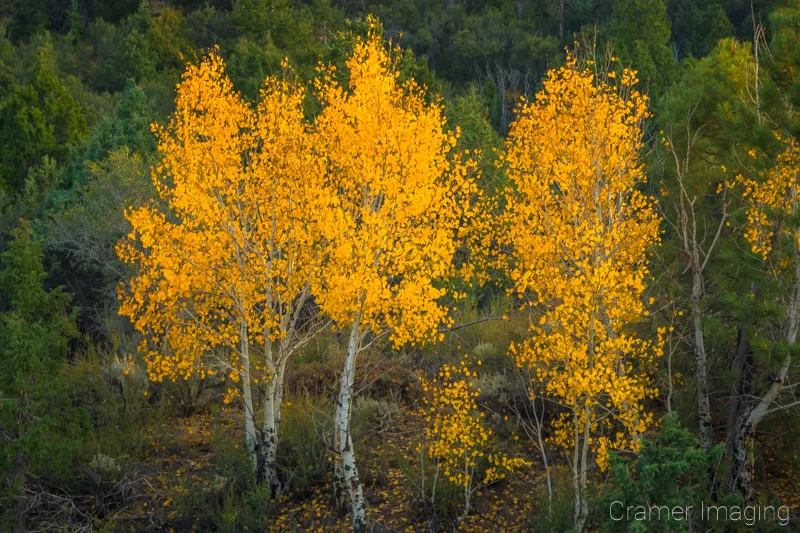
<box><xmin>1</xmin><ymin>0</ymin><xmax>799</xmax><ymax>531</ymax></box>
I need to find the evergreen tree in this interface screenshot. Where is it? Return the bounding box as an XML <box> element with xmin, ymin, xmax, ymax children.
<box><xmin>0</xmin><ymin>221</ymin><xmax>86</xmax><ymax>532</ymax></box>
<box><xmin>668</xmin><ymin>0</ymin><xmax>734</xmax><ymax>59</ymax></box>
<box><xmin>0</xmin><ymin>37</ymin><xmax>87</xmax><ymax>192</ymax></box>
<box><xmin>95</xmin><ymin>79</ymin><xmax>154</xmax><ymax>155</ymax></box>
<box><xmin>608</xmin><ymin>0</ymin><xmax>674</xmax><ymax>95</ymax></box>
<box><xmin>595</xmin><ymin>415</ymin><xmax>732</xmax><ymax>533</ymax></box>
<box><xmin>8</xmin><ymin>0</ymin><xmax>49</xmax><ymax>43</ymax></box>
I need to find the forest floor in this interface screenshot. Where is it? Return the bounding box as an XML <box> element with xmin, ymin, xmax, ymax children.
<box><xmin>97</xmin><ymin>404</ymin><xmax>549</xmax><ymax>532</ymax></box>
<box><xmin>87</xmin><ymin>372</ymin><xmax>800</xmax><ymax>533</ymax></box>
<box><xmin>95</xmin><ymin>403</ymin><xmax>800</xmax><ymax>532</ymax></box>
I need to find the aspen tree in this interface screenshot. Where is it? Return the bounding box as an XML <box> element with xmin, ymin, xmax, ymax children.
<box><xmin>503</xmin><ymin>54</ymin><xmax>662</xmax><ymax>532</ymax></box>
<box><xmin>117</xmin><ymin>51</ymin><xmax>327</xmax><ymax>488</ymax></box>
<box><xmin>311</xmin><ymin>22</ymin><xmax>478</xmax><ymax>532</ymax></box>
<box><xmin>420</xmin><ymin>359</ymin><xmax>530</xmax><ymax>526</ymax></box>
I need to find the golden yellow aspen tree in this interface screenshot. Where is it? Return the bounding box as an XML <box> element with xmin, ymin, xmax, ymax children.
<box><xmin>502</xmin><ymin>54</ymin><xmax>662</xmax><ymax>532</ymax></box>
<box><xmin>311</xmin><ymin>22</ymin><xmax>478</xmax><ymax>532</ymax></box>
<box><xmin>420</xmin><ymin>359</ymin><xmax>530</xmax><ymax>526</ymax></box>
<box><xmin>116</xmin><ymin>51</ymin><xmax>328</xmax><ymax>487</ymax></box>
<box><xmin>732</xmin><ymin>136</ymin><xmax>800</xmax><ymax>499</ymax></box>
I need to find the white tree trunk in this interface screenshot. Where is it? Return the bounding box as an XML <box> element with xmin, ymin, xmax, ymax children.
<box><xmin>692</xmin><ymin>269</ymin><xmax>713</xmax><ymax>454</ymax></box>
<box><xmin>335</xmin><ymin>317</ymin><xmax>367</xmax><ymax>532</ymax></box>
<box><xmin>727</xmin><ymin>406</ymin><xmax>755</xmax><ymax>499</ymax></box>
<box><xmin>239</xmin><ymin>318</ymin><xmax>258</xmax><ymax>472</ymax></box>
<box><xmin>456</xmin><ymin>479</ymin><xmax>472</xmax><ymax>527</ymax></box>
<box><xmin>576</xmin><ymin>405</ymin><xmax>590</xmax><ymax>532</ymax></box>
<box><xmin>572</xmin><ymin>408</ymin><xmax>582</xmax><ymax>531</ymax></box>
<box><xmin>260</xmin><ymin>356</ymin><xmax>287</xmax><ymax>490</ymax></box>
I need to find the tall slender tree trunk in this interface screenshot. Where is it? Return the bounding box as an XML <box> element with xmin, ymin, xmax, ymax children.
<box><xmin>335</xmin><ymin>317</ymin><xmax>367</xmax><ymax>532</ymax></box>
<box><xmin>239</xmin><ymin>318</ymin><xmax>258</xmax><ymax>472</ymax></box>
<box><xmin>257</xmin><ymin>287</ymin><xmax>310</xmax><ymax>489</ymax></box>
<box><xmin>727</xmin><ymin>399</ymin><xmax>755</xmax><ymax>499</ymax></box>
<box><xmin>692</xmin><ymin>269</ymin><xmax>713</xmax><ymax>455</ymax></box>
<box><xmin>572</xmin><ymin>408</ymin><xmax>582</xmax><ymax>531</ymax></box>
<box><xmin>725</xmin><ymin>321</ymin><xmax>755</xmax><ymax>496</ymax></box>
<box><xmin>728</xmin><ymin>260</ymin><xmax>800</xmax><ymax>498</ymax></box>
<box><xmin>570</xmin><ymin>409</ymin><xmax>591</xmax><ymax>532</ymax></box>
<box><xmin>666</xmin><ymin>122</ymin><xmax>728</xmax><ymax>491</ymax></box>
<box><xmin>575</xmin><ymin>404</ymin><xmax>591</xmax><ymax>532</ymax></box>
<box><xmin>691</xmin><ymin>264</ymin><xmax>715</xmax><ymax>502</ymax></box>
<box><xmin>259</xmin><ymin>356</ymin><xmax>288</xmax><ymax>491</ymax></box>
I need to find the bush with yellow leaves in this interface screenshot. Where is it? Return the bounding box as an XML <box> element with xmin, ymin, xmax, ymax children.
<box><xmin>419</xmin><ymin>357</ymin><xmax>531</xmax><ymax>526</ymax></box>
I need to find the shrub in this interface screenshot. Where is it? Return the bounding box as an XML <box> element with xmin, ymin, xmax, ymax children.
<box><xmin>0</xmin><ymin>223</ymin><xmax>90</xmax><ymax>531</ymax></box>
<box><xmin>64</xmin><ymin>347</ymin><xmax>155</xmax><ymax>460</ymax></box>
<box><xmin>591</xmin><ymin>414</ymin><xmax>778</xmax><ymax>532</ymax></box>
<box><xmin>276</xmin><ymin>396</ymin><xmax>333</xmax><ymax>496</ymax></box>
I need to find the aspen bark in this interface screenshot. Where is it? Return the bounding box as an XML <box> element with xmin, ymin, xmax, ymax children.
<box><xmin>728</xmin><ymin>260</ymin><xmax>799</xmax><ymax>498</ymax></box>
<box><xmin>335</xmin><ymin>317</ymin><xmax>367</xmax><ymax>532</ymax></box>
<box><xmin>727</xmin><ymin>406</ymin><xmax>755</xmax><ymax>499</ymax></box>
<box><xmin>259</xmin><ymin>356</ymin><xmax>287</xmax><ymax>490</ymax></box>
<box><xmin>529</xmin><ymin>391</ymin><xmax>553</xmax><ymax>514</ymax></box>
<box><xmin>692</xmin><ymin>268</ymin><xmax>713</xmax><ymax>454</ymax></box>
<box><xmin>576</xmin><ymin>405</ymin><xmax>591</xmax><ymax>532</ymax></box>
<box><xmin>239</xmin><ymin>318</ymin><xmax>258</xmax><ymax>472</ymax></box>
<box><xmin>572</xmin><ymin>408</ymin><xmax>582</xmax><ymax>531</ymax></box>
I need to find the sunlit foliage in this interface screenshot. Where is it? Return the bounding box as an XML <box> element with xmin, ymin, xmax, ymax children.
<box><xmin>503</xmin><ymin>53</ymin><xmax>663</xmax><ymax>530</ymax></box>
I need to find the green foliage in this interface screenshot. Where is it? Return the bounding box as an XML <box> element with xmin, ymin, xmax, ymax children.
<box><xmin>594</xmin><ymin>415</ymin><xmax>791</xmax><ymax>532</ymax></box>
<box><xmin>67</xmin><ymin>79</ymin><xmax>156</xmax><ymax>187</ymax></box>
<box><xmin>63</xmin><ymin>347</ymin><xmax>154</xmax><ymax>459</ymax></box>
<box><xmin>89</xmin><ymin>0</ymin><xmax>141</xmax><ymax>24</ymax></box>
<box><xmin>0</xmin><ymin>0</ymin><xmax>799</xmax><ymax>529</ymax></box>
<box><xmin>669</xmin><ymin>0</ymin><xmax>734</xmax><ymax>59</ymax></box>
<box><xmin>593</xmin><ymin>414</ymin><xmax>725</xmax><ymax>532</ymax></box>
<box><xmin>177</xmin><ymin>429</ymin><xmax>274</xmax><ymax>532</ymax></box>
<box><xmin>398</xmin><ymin>436</ymin><xmax>464</xmax><ymax>529</ymax></box>
<box><xmin>0</xmin><ymin>37</ymin><xmax>88</xmax><ymax>192</ymax></box>
<box><xmin>226</xmin><ymin>36</ymin><xmax>286</xmax><ymax>101</ymax></box>
<box><xmin>8</xmin><ymin>0</ymin><xmax>49</xmax><ymax>43</ymax></box>
<box><xmin>0</xmin><ymin>221</ymin><xmax>88</xmax><ymax>527</ymax></box>
<box><xmin>48</xmin><ymin>147</ymin><xmax>154</xmax><ymax>333</ymax></box>
<box><xmin>277</xmin><ymin>398</ymin><xmax>332</xmax><ymax>495</ymax></box>
<box><xmin>229</xmin><ymin>0</ymin><xmax>335</xmax><ymax>83</ymax></box>
<box><xmin>529</xmin><ymin>466</ymin><xmax>576</xmax><ymax>533</ymax></box>
<box><xmin>67</xmin><ymin>0</ymin><xmax>84</xmax><ymax>44</ymax></box>
<box><xmin>121</xmin><ymin>27</ymin><xmax>157</xmax><ymax>80</ymax></box>
<box><xmin>0</xmin><ymin>36</ymin><xmax>15</xmax><ymax>91</ymax></box>
<box><xmin>768</xmin><ymin>0</ymin><xmax>800</xmax><ymax>123</ymax></box>
<box><xmin>607</xmin><ymin>0</ymin><xmax>674</xmax><ymax>95</ymax></box>
<box><xmin>445</xmin><ymin>84</ymin><xmax>502</xmax><ymax>191</ymax></box>
<box><xmin>147</xmin><ymin>7</ymin><xmax>192</xmax><ymax>68</ymax></box>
